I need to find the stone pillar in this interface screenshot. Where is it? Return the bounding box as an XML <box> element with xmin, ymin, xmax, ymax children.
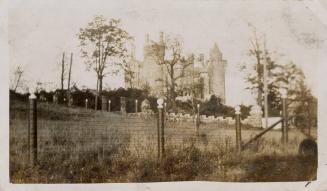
<box><xmin>120</xmin><ymin>97</ymin><xmax>126</xmax><ymax>115</ymax></box>
<box><xmin>101</xmin><ymin>96</ymin><xmax>107</xmax><ymax>111</ymax></box>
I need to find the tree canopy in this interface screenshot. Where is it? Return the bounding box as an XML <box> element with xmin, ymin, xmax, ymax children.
<box><xmin>78</xmin><ymin>15</ymin><xmax>132</xmax><ymax>109</ymax></box>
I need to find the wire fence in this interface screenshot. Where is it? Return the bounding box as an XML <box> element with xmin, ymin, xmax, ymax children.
<box><xmin>10</xmin><ymin>99</ymin><xmax>315</xmax><ymax>168</ymax></box>
<box><xmin>10</xmin><ymin>101</ymin><xmax>240</xmax><ymax>163</ymax></box>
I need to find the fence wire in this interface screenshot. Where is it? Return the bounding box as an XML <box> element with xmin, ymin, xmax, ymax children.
<box><xmin>10</xmin><ymin>101</ymin><xmax>315</xmax><ymax>165</ymax></box>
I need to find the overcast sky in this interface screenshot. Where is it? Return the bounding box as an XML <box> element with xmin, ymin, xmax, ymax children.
<box><xmin>8</xmin><ymin>0</ymin><xmax>327</xmax><ymax>106</ymax></box>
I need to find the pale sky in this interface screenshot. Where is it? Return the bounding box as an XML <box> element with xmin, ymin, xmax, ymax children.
<box><xmin>8</xmin><ymin>0</ymin><xmax>327</xmax><ymax>106</ymax></box>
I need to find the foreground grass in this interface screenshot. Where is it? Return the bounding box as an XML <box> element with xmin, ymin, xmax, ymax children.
<box><xmin>10</xmin><ymin>100</ymin><xmax>317</xmax><ymax>182</ymax></box>
<box><xmin>10</xmin><ymin>137</ymin><xmax>317</xmax><ymax>183</ymax></box>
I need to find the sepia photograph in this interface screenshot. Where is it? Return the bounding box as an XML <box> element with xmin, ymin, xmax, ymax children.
<box><xmin>4</xmin><ymin>0</ymin><xmax>326</xmax><ymax>186</ymax></box>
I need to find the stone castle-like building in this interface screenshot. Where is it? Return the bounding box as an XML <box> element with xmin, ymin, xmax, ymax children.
<box><xmin>126</xmin><ymin>33</ymin><xmax>227</xmax><ymax>104</ymax></box>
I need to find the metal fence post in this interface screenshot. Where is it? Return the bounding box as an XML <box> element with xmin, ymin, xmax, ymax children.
<box><xmin>235</xmin><ymin>105</ymin><xmax>242</xmax><ymax>152</ymax></box>
<box><xmin>28</xmin><ymin>93</ymin><xmax>37</xmax><ymax>167</ymax></box>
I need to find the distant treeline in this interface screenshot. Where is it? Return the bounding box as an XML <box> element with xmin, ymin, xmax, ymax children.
<box><xmin>9</xmin><ymin>89</ymin><xmax>251</xmax><ymax>118</ymax></box>
<box><xmin>9</xmin><ymin>88</ymin><xmax>158</xmax><ymax>113</ymax></box>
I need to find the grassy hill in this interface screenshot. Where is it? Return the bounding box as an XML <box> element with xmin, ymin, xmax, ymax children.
<box><xmin>9</xmin><ymin>97</ymin><xmax>317</xmax><ymax>183</ymax></box>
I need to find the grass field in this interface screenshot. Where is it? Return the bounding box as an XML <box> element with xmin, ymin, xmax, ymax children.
<box><xmin>9</xmin><ymin>99</ymin><xmax>317</xmax><ymax>183</ymax></box>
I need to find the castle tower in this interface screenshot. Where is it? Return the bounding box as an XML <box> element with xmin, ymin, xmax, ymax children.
<box><xmin>125</xmin><ymin>42</ymin><xmax>141</xmax><ymax>89</ymax></box>
<box><xmin>140</xmin><ymin>33</ymin><xmax>166</xmax><ymax>96</ymax></box>
<box><xmin>209</xmin><ymin>43</ymin><xmax>226</xmax><ymax>104</ymax></box>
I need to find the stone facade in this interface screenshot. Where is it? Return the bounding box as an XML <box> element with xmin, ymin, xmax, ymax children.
<box><xmin>125</xmin><ymin>33</ymin><xmax>227</xmax><ymax>103</ymax></box>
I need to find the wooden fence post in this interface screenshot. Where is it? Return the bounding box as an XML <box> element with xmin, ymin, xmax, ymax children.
<box><xmin>164</xmin><ymin>102</ymin><xmax>167</xmax><ymax>128</ymax></box>
<box><xmin>28</xmin><ymin>93</ymin><xmax>37</xmax><ymax>167</ymax></box>
<box><xmin>157</xmin><ymin>99</ymin><xmax>164</xmax><ymax>159</ymax></box>
<box><xmin>157</xmin><ymin>109</ymin><xmax>161</xmax><ymax>159</ymax></box>
<box><xmin>161</xmin><ymin>105</ymin><xmax>165</xmax><ymax>157</ymax></box>
<box><xmin>108</xmin><ymin>100</ymin><xmax>111</xmax><ymax>112</ymax></box>
<box><xmin>135</xmin><ymin>99</ymin><xmax>138</xmax><ymax>113</ymax></box>
<box><xmin>235</xmin><ymin>105</ymin><xmax>242</xmax><ymax>152</ymax></box>
<box><xmin>195</xmin><ymin>104</ymin><xmax>200</xmax><ymax>137</ymax></box>
<box><xmin>307</xmin><ymin>100</ymin><xmax>311</xmax><ymax>137</ymax></box>
<box><xmin>85</xmin><ymin>98</ymin><xmax>88</xmax><ymax>109</ymax></box>
<box><xmin>280</xmin><ymin>88</ymin><xmax>288</xmax><ymax>144</ymax></box>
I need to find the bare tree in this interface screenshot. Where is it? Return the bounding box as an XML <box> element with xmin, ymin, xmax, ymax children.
<box><xmin>154</xmin><ymin>35</ymin><xmax>192</xmax><ymax>110</ymax></box>
<box><xmin>78</xmin><ymin>15</ymin><xmax>131</xmax><ymax>109</ymax></box>
<box><xmin>241</xmin><ymin>24</ymin><xmax>279</xmax><ymax>108</ymax></box>
<box><xmin>245</xmin><ymin>25</ymin><xmax>264</xmax><ymax>107</ymax></box>
<box><xmin>11</xmin><ymin>65</ymin><xmax>24</xmax><ymax>92</ymax></box>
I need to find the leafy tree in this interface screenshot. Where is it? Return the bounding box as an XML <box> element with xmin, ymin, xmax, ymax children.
<box><xmin>141</xmin><ymin>82</ymin><xmax>151</xmax><ymax>97</ymax></box>
<box><xmin>199</xmin><ymin>95</ymin><xmax>234</xmax><ymax>117</ymax></box>
<box><xmin>275</xmin><ymin>62</ymin><xmax>306</xmax><ymax>99</ymax></box>
<box><xmin>243</xmin><ymin>27</ymin><xmax>315</xmax><ymax>117</ymax></box>
<box><xmin>275</xmin><ymin>62</ymin><xmax>317</xmax><ymax>129</ymax></box>
<box><xmin>78</xmin><ymin>15</ymin><xmax>131</xmax><ymax>109</ymax></box>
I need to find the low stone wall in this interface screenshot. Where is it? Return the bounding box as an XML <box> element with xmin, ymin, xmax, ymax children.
<box><xmin>129</xmin><ymin>112</ymin><xmax>258</xmax><ymax>127</ymax></box>
<box><xmin>128</xmin><ymin>112</ymin><xmax>286</xmax><ymax>129</ymax></box>
<box><xmin>127</xmin><ymin>109</ymin><xmax>294</xmax><ymax>130</ymax></box>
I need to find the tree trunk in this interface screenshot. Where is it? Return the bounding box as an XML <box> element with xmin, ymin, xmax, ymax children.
<box><xmin>67</xmin><ymin>53</ymin><xmax>73</xmax><ymax>106</ymax></box>
<box><xmin>95</xmin><ymin>78</ymin><xmax>99</xmax><ymax>110</ymax></box>
<box><xmin>99</xmin><ymin>76</ymin><xmax>103</xmax><ymax>96</ymax></box>
<box><xmin>61</xmin><ymin>52</ymin><xmax>65</xmax><ymax>91</ymax></box>
<box><xmin>95</xmin><ymin>76</ymin><xmax>103</xmax><ymax>110</ymax></box>
<box><xmin>255</xmin><ymin>52</ymin><xmax>263</xmax><ymax>108</ymax></box>
<box><xmin>170</xmin><ymin>64</ymin><xmax>176</xmax><ymax>111</ymax></box>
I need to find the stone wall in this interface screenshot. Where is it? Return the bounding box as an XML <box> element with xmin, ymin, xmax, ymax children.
<box><xmin>129</xmin><ymin>111</ymin><xmax>264</xmax><ymax>128</ymax></box>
